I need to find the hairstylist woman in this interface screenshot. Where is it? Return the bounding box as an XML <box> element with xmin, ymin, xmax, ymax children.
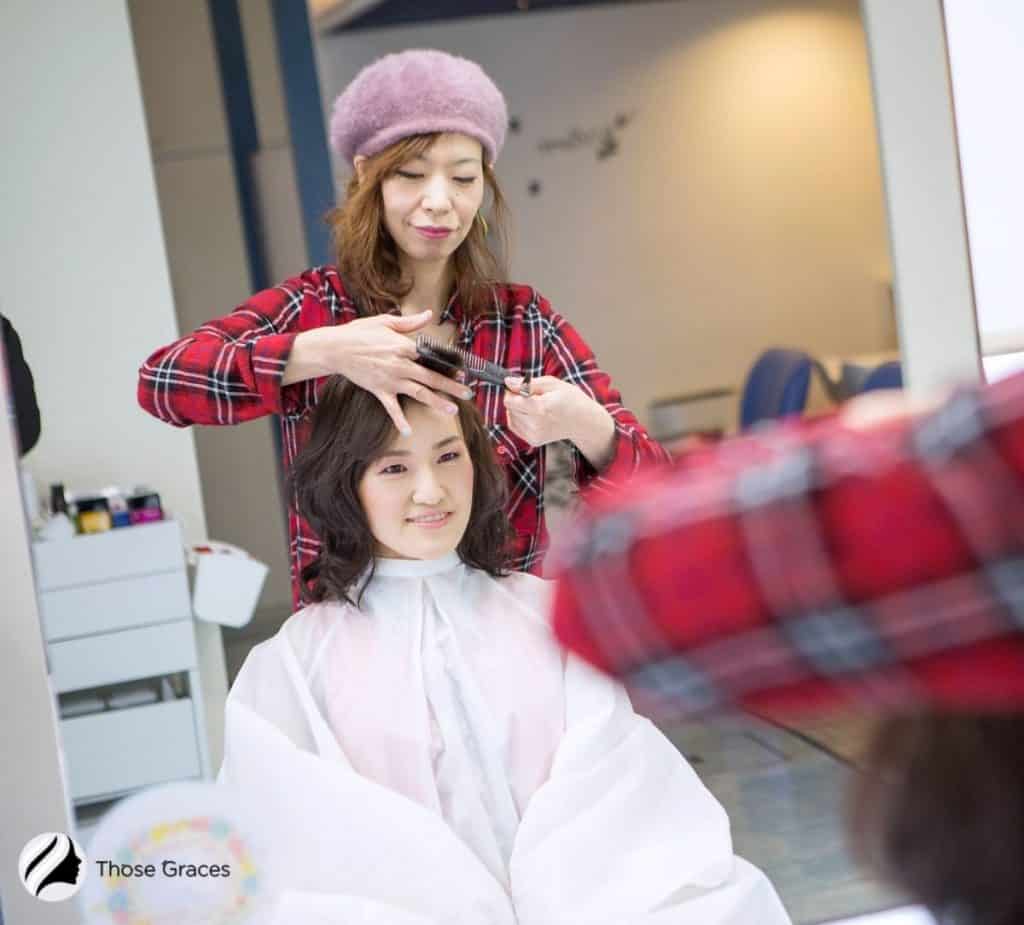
<box><xmin>138</xmin><ymin>49</ymin><xmax>669</xmax><ymax>606</ymax></box>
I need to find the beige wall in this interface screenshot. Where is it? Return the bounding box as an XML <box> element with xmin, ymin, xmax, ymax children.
<box><xmin>128</xmin><ymin>0</ymin><xmax>302</xmax><ymax>636</ymax></box>
<box><xmin>317</xmin><ymin>0</ymin><xmax>893</xmax><ymax>423</ymax></box>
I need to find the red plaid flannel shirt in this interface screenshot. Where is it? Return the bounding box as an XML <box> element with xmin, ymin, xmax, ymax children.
<box><xmin>551</xmin><ymin>370</ymin><xmax>1024</xmax><ymax>719</ymax></box>
<box><xmin>138</xmin><ymin>266</ymin><xmax>668</xmax><ymax>607</ymax></box>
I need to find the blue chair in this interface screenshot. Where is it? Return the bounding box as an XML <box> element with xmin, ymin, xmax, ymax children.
<box><xmin>739</xmin><ymin>348</ymin><xmax>814</xmax><ymax>430</ymax></box>
<box><xmin>859</xmin><ymin>360</ymin><xmax>903</xmax><ymax>392</ymax></box>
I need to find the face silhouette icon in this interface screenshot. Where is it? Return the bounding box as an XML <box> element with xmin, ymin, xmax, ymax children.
<box><xmin>37</xmin><ymin>840</ymin><xmax>83</xmax><ymax>895</ymax></box>
<box><xmin>20</xmin><ymin>833</ymin><xmax>86</xmax><ymax>901</ymax></box>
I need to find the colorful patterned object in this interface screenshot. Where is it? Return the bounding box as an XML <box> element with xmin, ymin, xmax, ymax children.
<box><xmin>80</xmin><ymin>782</ymin><xmax>270</xmax><ymax>925</ymax></box>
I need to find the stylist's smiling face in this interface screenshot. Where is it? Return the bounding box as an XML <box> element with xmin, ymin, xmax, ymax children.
<box><xmin>377</xmin><ymin>132</ymin><xmax>485</xmax><ymax>266</ymax></box>
<box><xmin>358</xmin><ymin>402</ymin><xmax>474</xmax><ymax>560</ymax></box>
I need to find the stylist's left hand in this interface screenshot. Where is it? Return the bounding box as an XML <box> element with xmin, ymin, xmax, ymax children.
<box><xmin>504</xmin><ymin>376</ymin><xmax>592</xmax><ymax>447</ymax></box>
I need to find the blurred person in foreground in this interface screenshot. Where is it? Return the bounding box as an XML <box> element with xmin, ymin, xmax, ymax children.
<box><xmin>549</xmin><ymin>368</ymin><xmax>1024</xmax><ymax>925</ymax></box>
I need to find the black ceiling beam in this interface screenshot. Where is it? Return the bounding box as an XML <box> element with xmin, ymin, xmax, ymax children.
<box><xmin>331</xmin><ymin>0</ymin><xmax>655</xmax><ymax>33</ymax></box>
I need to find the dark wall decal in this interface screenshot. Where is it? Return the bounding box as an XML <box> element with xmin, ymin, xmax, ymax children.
<box><xmin>596</xmin><ymin>129</ymin><xmax>618</xmax><ymax>161</ymax></box>
<box><xmin>536</xmin><ymin>110</ymin><xmax>636</xmax><ymax>161</ymax></box>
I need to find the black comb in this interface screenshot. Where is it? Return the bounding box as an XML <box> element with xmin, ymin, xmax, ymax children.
<box><xmin>415</xmin><ymin>336</ymin><xmax>532</xmax><ymax>395</ymax></box>
<box><xmin>414</xmin><ymin>337</ymin><xmax>463</xmax><ymax>378</ymax></box>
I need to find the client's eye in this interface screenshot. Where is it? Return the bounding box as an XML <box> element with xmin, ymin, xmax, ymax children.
<box><xmin>438</xmin><ymin>451</ymin><xmax>461</xmax><ymax>463</ymax></box>
<box><xmin>395</xmin><ymin>170</ymin><xmax>424</xmax><ymax>180</ymax></box>
<box><xmin>379</xmin><ymin>463</ymin><xmax>406</xmax><ymax>475</ymax></box>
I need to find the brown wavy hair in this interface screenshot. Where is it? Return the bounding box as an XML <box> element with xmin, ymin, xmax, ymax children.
<box><xmin>290</xmin><ymin>375</ymin><xmax>512</xmax><ymax>607</ymax></box>
<box><xmin>848</xmin><ymin>711</ymin><xmax>1024</xmax><ymax>925</ymax></box>
<box><xmin>327</xmin><ymin>133</ymin><xmax>510</xmax><ymax>318</ymax></box>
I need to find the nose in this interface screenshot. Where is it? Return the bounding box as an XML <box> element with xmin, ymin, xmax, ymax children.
<box><xmin>411</xmin><ymin>466</ymin><xmax>445</xmax><ymax>506</ymax></box>
<box><xmin>421</xmin><ymin>175</ymin><xmax>453</xmax><ymax>215</ymax></box>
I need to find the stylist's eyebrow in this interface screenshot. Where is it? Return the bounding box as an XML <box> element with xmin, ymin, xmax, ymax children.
<box><xmin>408</xmin><ymin>155</ymin><xmax>479</xmax><ymax>167</ymax></box>
<box><xmin>378</xmin><ymin>436</ymin><xmax>462</xmax><ymax>458</ymax></box>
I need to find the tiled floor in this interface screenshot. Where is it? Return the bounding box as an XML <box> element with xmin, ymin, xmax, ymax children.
<box><xmin>661</xmin><ymin>714</ymin><xmax>905</xmax><ymax>925</ymax></box>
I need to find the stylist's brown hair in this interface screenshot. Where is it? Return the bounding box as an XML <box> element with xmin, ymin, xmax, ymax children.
<box><xmin>327</xmin><ymin>133</ymin><xmax>510</xmax><ymax>319</ymax></box>
<box><xmin>289</xmin><ymin>375</ymin><xmax>512</xmax><ymax>606</ymax></box>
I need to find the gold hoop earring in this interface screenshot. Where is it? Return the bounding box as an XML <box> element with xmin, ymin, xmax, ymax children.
<box><xmin>476</xmin><ymin>211</ymin><xmax>489</xmax><ymax>236</ymax></box>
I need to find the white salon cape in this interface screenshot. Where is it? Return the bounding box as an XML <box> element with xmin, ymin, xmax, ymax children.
<box><xmin>220</xmin><ymin>553</ymin><xmax>791</xmax><ymax>925</ymax></box>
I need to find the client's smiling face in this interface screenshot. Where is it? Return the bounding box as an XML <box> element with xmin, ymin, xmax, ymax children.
<box><xmin>357</xmin><ymin>402</ymin><xmax>475</xmax><ymax>560</ymax></box>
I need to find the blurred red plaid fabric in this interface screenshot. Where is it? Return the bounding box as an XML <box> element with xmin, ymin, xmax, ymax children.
<box><xmin>550</xmin><ymin>370</ymin><xmax>1024</xmax><ymax>719</ymax></box>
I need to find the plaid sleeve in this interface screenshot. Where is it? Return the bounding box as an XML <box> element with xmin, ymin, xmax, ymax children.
<box><xmin>537</xmin><ymin>297</ymin><xmax>671</xmax><ymax>491</ymax></box>
<box><xmin>549</xmin><ymin>370</ymin><xmax>1024</xmax><ymax>718</ymax></box>
<box><xmin>137</xmin><ymin>271</ymin><xmax>327</xmax><ymax>427</ymax></box>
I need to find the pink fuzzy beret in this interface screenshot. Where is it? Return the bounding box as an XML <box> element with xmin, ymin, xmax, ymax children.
<box><xmin>329</xmin><ymin>49</ymin><xmax>508</xmax><ymax>165</ymax></box>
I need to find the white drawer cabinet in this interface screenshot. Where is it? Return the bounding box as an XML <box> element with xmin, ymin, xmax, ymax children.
<box><xmin>34</xmin><ymin>520</ymin><xmax>187</xmax><ymax>589</ymax></box>
<box><xmin>60</xmin><ymin>699</ymin><xmax>202</xmax><ymax>802</ymax></box>
<box><xmin>40</xmin><ymin>570</ymin><xmax>192</xmax><ymax>641</ymax></box>
<box><xmin>48</xmin><ymin>621</ymin><xmax>198</xmax><ymax>694</ymax></box>
<box><xmin>32</xmin><ymin>520</ymin><xmax>211</xmax><ymax>806</ymax></box>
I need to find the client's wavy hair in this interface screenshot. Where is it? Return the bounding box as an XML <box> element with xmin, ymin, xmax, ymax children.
<box><xmin>290</xmin><ymin>376</ymin><xmax>512</xmax><ymax>606</ymax></box>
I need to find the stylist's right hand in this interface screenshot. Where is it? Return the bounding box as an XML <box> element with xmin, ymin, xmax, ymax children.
<box><xmin>296</xmin><ymin>310</ymin><xmax>473</xmax><ymax>434</ymax></box>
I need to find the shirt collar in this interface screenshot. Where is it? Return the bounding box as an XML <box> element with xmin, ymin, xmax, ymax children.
<box><xmin>372</xmin><ymin>552</ymin><xmax>462</xmax><ymax>579</ymax></box>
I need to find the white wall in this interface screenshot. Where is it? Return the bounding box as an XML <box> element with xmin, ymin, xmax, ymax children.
<box><xmin>2</xmin><ymin>0</ymin><xmax>230</xmax><ymax>776</ymax></box>
<box><xmin>0</xmin><ymin>346</ymin><xmax>77</xmax><ymax>925</ymax></box>
<box><xmin>943</xmin><ymin>0</ymin><xmax>1024</xmax><ymax>382</ymax></box>
<box><xmin>1</xmin><ymin>2</ymin><xmax>213</xmax><ymax>920</ymax></box>
<box><xmin>859</xmin><ymin>0</ymin><xmax>980</xmax><ymax>394</ymax></box>
<box><xmin>3</xmin><ymin>5</ymin><xmax>208</xmax><ymax>542</ymax></box>
<box><xmin>317</xmin><ymin>0</ymin><xmax>892</xmax><ymax>422</ymax></box>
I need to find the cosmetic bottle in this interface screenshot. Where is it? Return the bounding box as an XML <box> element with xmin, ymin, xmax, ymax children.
<box><xmin>127</xmin><ymin>491</ymin><xmax>164</xmax><ymax>525</ymax></box>
<box><xmin>108</xmin><ymin>491</ymin><xmax>132</xmax><ymax>528</ymax></box>
<box><xmin>76</xmin><ymin>497</ymin><xmax>113</xmax><ymax>534</ymax></box>
<box><xmin>41</xmin><ymin>482</ymin><xmax>76</xmax><ymax>541</ymax></box>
